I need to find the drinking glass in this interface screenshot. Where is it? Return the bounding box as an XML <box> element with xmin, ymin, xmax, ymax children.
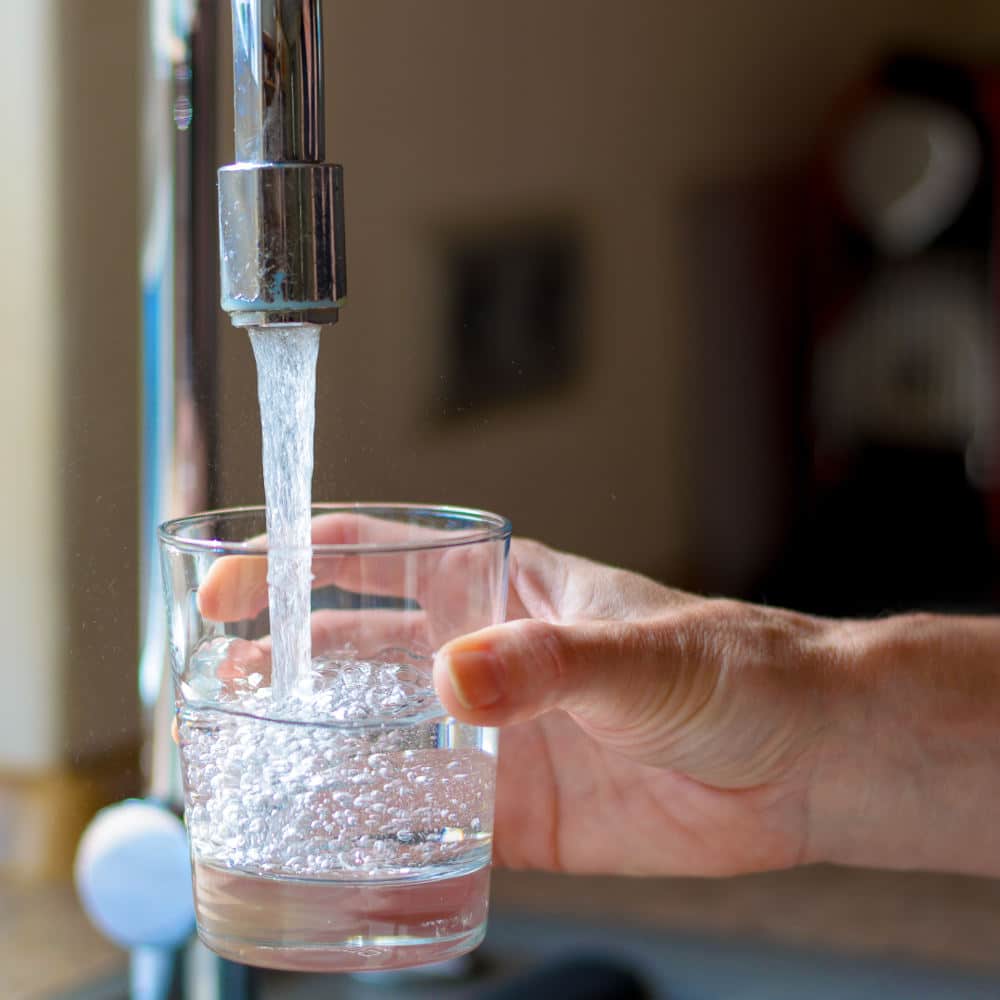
<box><xmin>159</xmin><ymin>504</ymin><xmax>511</xmax><ymax>972</ymax></box>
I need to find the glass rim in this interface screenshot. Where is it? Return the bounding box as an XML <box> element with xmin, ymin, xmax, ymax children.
<box><xmin>158</xmin><ymin>502</ymin><xmax>513</xmax><ymax>556</ymax></box>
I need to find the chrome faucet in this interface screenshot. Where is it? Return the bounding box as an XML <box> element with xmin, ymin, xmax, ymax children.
<box><xmin>77</xmin><ymin>3</ymin><xmax>345</xmax><ymax>996</ymax></box>
<box><xmin>220</xmin><ymin>0</ymin><xmax>346</xmax><ymax>330</ymax></box>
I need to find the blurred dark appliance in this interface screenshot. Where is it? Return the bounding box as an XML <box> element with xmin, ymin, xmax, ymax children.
<box><xmin>686</xmin><ymin>55</ymin><xmax>1000</xmax><ymax>615</ymax></box>
<box><xmin>767</xmin><ymin>54</ymin><xmax>1000</xmax><ymax>616</ymax></box>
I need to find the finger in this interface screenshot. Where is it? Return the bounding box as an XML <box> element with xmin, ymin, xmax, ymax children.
<box><xmin>197</xmin><ymin>554</ymin><xmax>269</xmax><ymax>622</ymax></box>
<box><xmin>308</xmin><ymin>608</ymin><xmax>432</xmax><ymax>657</ymax></box>
<box><xmin>246</xmin><ymin>609</ymin><xmax>431</xmax><ymax>658</ymax></box>
<box><xmin>200</xmin><ymin>609</ymin><xmax>434</xmax><ymax>689</ymax></box>
<box><xmin>433</xmin><ymin>616</ymin><xmax>695</xmax><ymax>739</ymax></box>
<box><xmin>198</xmin><ymin>514</ymin><xmax>457</xmax><ymax>622</ymax></box>
<box><xmin>312</xmin><ymin>513</ymin><xmax>511</xmax><ymax>608</ymax></box>
<box><xmin>309</xmin><ymin>512</ymin><xmax>444</xmax><ymax>547</ymax></box>
<box><xmin>217</xmin><ymin>636</ymin><xmax>270</xmax><ymax>681</ymax></box>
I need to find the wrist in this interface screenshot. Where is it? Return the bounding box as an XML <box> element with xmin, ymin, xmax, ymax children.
<box><xmin>805</xmin><ymin>613</ymin><xmax>1000</xmax><ymax>876</ymax></box>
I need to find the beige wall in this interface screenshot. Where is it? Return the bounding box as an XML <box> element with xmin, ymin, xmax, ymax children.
<box><xmin>0</xmin><ymin>1</ymin><xmax>140</xmax><ymax>768</ymax></box>
<box><xmin>0</xmin><ymin>0</ymin><xmax>993</xmax><ymax>768</ymax></box>
<box><xmin>55</xmin><ymin>2</ymin><xmax>141</xmax><ymax>761</ymax></box>
<box><xmin>0</xmin><ymin>4</ymin><xmax>63</xmax><ymax>770</ymax></box>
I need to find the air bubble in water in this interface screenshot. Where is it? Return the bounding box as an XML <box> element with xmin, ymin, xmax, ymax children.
<box><xmin>177</xmin><ymin>652</ymin><xmax>495</xmax><ymax>879</ymax></box>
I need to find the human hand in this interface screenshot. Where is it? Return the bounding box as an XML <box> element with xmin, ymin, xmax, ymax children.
<box><xmin>196</xmin><ymin>520</ymin><xmax>1000</xmax><ymax>880</ymax></box>
<box><xmin>431</xmin><ymin>539</ymin><xmax>852</xmax><ymax>876</ymax></box>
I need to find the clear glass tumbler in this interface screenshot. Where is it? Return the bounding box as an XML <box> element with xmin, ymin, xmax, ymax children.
<box><xmin>159</xmin><ymin>504</ymin><xmax>511</xmax><ymax>972</ymax></box>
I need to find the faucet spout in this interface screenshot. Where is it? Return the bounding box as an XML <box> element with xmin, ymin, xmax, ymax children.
<box><xmin>219</xmin><ymin>0</ymin><xmax>346</xmax><ymax>328</ymax></box>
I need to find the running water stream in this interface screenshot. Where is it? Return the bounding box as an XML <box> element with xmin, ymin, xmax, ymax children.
<box><xmin>249</xmin><ymin>324</ymin><xmax>321</xmax><ymax>702</ymax></box>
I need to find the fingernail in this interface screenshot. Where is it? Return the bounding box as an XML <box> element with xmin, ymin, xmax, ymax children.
<box><xmin>441</xmin><ymin>648</ymin><xmax>504</xmax><ymax>710</ymax></box>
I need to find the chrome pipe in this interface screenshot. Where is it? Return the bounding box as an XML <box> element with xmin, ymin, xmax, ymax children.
<box><xmin>231</xmin><ymin>0</ymin><xmax>326</xmax><ymax>163</ymax></box>
<box><xmin>219</xmin><ymin>0</ymin><xmax>347</xmax><ymax>328</ymax></box>
<box><xmin>140</xmin><ymin>0</ymin><xmax>219</xmax><ymax>806</ymax></box>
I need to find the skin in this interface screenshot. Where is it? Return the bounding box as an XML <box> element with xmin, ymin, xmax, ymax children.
<box><xmin>193</xmin><ymin>521</ymin><xmax>1000</xmax><ymax>880</ymax></box>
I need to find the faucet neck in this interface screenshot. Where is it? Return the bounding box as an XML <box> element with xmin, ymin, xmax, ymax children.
<box><xmin>231</xmin><ymin>0</ymin><xmax>325</xmax><ymax>164</ymax></box>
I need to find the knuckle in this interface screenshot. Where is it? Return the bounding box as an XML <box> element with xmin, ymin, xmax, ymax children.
<box><xmin>516</xmin><ymin>618</ymin><xmax>568</xmax><ymax>688</ymax></box>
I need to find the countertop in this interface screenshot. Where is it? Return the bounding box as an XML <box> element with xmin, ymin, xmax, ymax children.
<box><xmin>491</xmin><ymin>865</ymin><xmax>1000</xmax><ymax>973</ymax></box>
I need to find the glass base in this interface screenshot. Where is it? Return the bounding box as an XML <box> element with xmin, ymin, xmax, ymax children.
<box><xmin>197</xmin><ymin>924</ymin><xmax>487</xmax><ymax>973</ymax></box>
<box><xmin>192</xmin><ymin>860</ymin><xmax>491</xmax><ymax>973</ymax></box>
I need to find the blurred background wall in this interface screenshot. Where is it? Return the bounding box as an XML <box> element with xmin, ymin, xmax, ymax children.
<box><xmin>2</xmin><ymin>0</ymin><xmax>1000</xmax><ymax>873</ymax></box>
<box><xmin>219</xmin><ymin>0</ymin><xmax>1000</xmax><ymax>580</ymax></box>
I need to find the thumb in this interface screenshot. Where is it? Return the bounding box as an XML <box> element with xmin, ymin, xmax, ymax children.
<box><xmin>433</xmin><ymin>616</ymin><xmax>690</xmax><ymax>735</ymax></box>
